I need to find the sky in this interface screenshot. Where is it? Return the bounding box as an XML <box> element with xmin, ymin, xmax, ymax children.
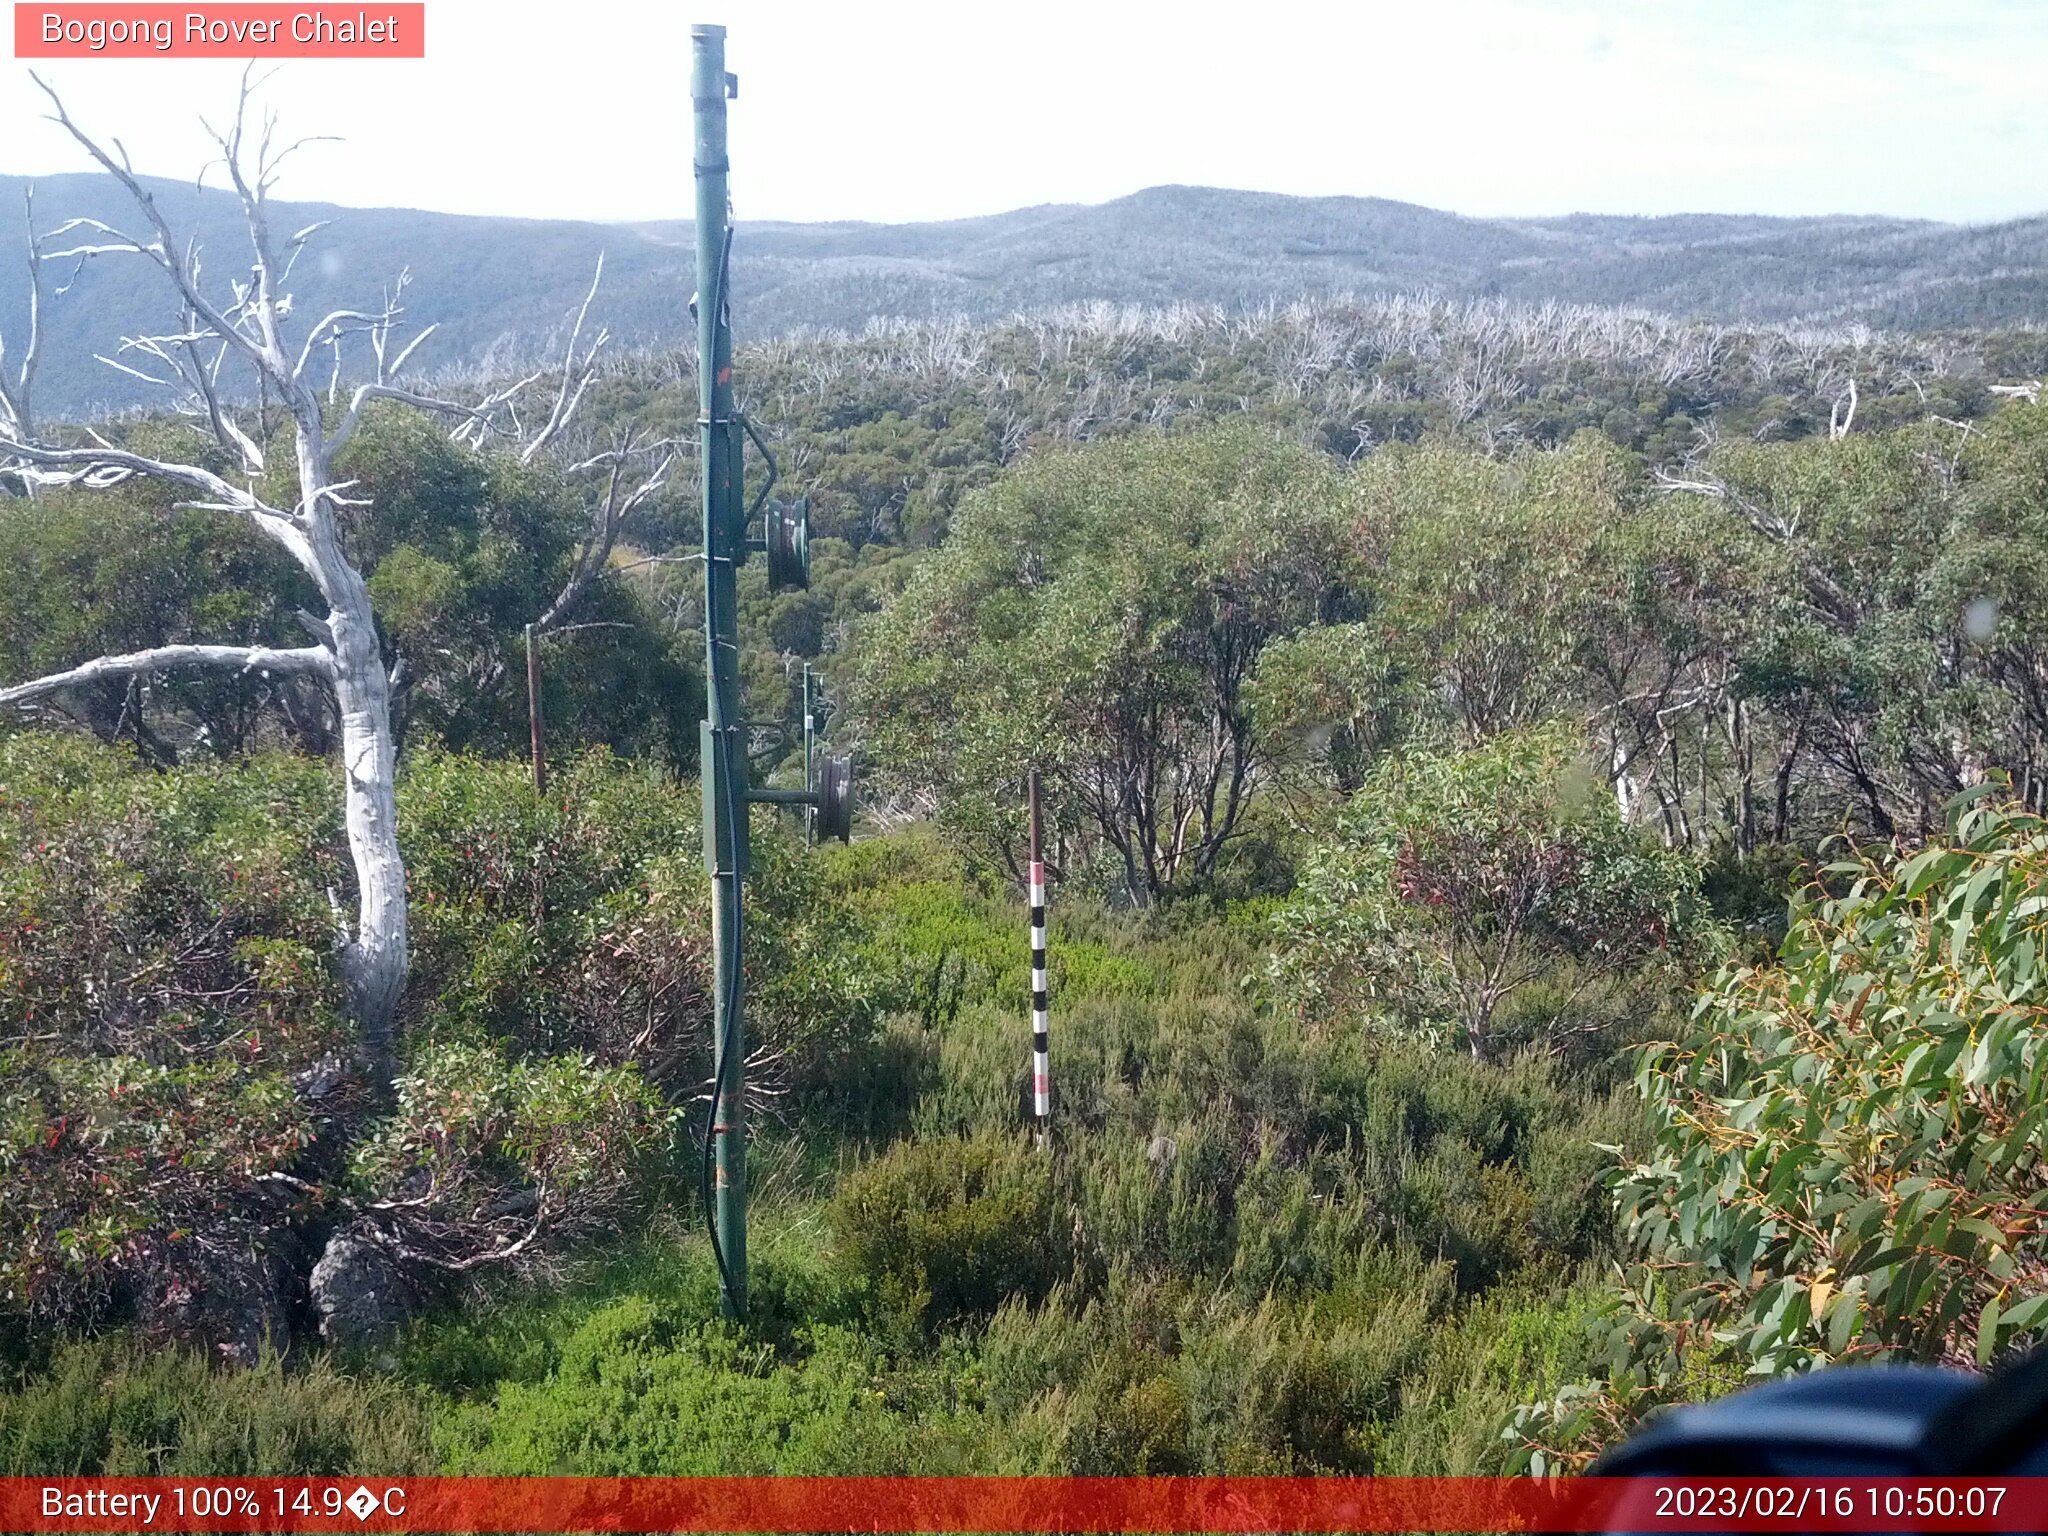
<box><xmin>0</xmin><ymin>0</ymin><xmax>2042</xmax><ymax>227</ymax></box>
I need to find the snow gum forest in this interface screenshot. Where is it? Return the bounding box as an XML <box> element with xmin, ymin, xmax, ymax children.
<box><xmin>6</xmin><ymin>80</ymin><xmax>2048</xmax><ymax>1479</ymax></box>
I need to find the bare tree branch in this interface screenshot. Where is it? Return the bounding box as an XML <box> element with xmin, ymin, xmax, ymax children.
<box><xmin>0</xmin><ymin>642</ymin><xmax>332</xmax><ymax>707</ymax></box>
<box><xmin>520</xmin><ymin>255</ymin><xmax>608</xmax><ymax>466</ymax></box>
<box><xmin>329</xmin><ymin>371</ymin><xmax>537</xmax><ymax>459</ymax></box>
<box><xmin>30</xmin><ymin>72</ymin><xmax>285</xmax><ymax>388</ymax></box>
<box><xmin>535</xmin><ymin>435</ymin><xmax>678</xmax><ymax>633</ymax></box>
<box><xmin>0</xmin><ymin>431</ymin><xmax>307</xmax><ymax>546</ymax></box>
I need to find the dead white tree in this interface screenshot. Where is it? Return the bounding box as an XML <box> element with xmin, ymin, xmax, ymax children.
<box><xmin>0</xmin><ymin>186</ymin><xmax>45</xmax><ymax>466</ymax></box>
<box><xmin>534</xmin><ymin>429</ymin><xmax>677</xmax><ymax>634</ymax></box>
<box><xmin>493</xmin><ymin>261</ymin><xmax>681</xmax><ymax>637</ymax></box>
<box><xmin>1829</xmin><ymin>376</ymin><xmax>1859</xmax><ymax>439</ymax></box>
<box><xmin>0</xmin><ymin>75</ymin><xmax>523</xmax><ymax>1078</ymax></box>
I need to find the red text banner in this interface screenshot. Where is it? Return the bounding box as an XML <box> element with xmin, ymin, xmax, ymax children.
<box><xmin>4</xmin><ymin>1476</ymin><xmax>2048</xmax><ymax>1532</ymax></box>
<box><xmin>14</xmin><ymin>5</ymin><xmax>424</xmax><ymax>58</ymax></box>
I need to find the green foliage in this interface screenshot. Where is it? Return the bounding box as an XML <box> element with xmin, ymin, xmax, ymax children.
<box><xmin>0</xmin><ymin>1337</ymin><xmax>433</xmax><ymax>1475</ymax></box>
<box><xmin>398</xmin><ymin>745</ymin><xmax>707</xmax><ymax>1066</ymax></box>
<box><xmin>0</xmin><ymin>409</ymin><xmax>699</xmax><ymax>771</ymax></box>
<box><xmin>348</xmin><ymin>1041</ymin><xmax>675</xmax><ymax>1264</ymax></box>
<box><xmin>1626</xmin><ymin>790</ymin><xmax>2048</xmax><ymax>1371</ymax></box>
<box><xmin>335</xmin><ymin>407</ymin><xmax>701</xmax><ymax>768</ymax></box>
<box><xmin>830</xmin><ymin>1133</ymin><xmax>1058</xmax><ymax>1338</ymax></box>
<box><xmin>841</xmin><ymin>399</ymin><xmax>2048</xmax><ymax>927</ymax></box>
<box><xmin>438</xmin><ymin>1300</ymin><xmax>982</xmax><ymax>1476</ymax></box>
<box><xmin>825</xmin><ymin>829</ymin><xmax>1158</xmax><ymax>1029</ymax></box>
<box><xmin>1271</xmin><ymin>727</ymin><xmax>1702</xmax><ymax>1057</ymax></box>
<box><xmin>0</xmin><ymin>736</ymin><xmax>878</xmax><ymax>1342</ymax></box>
<box><xmin>0</xmin><ymin>470</ymin><xmax>311</xmax><ymax>756</ymax></box>
<box><xmin>0</xmin><ymin>803</ymin><xmax>1650</xmax><ymax>1474</ymax></box>
<box><xmin>399</xmin><ymin>745</ymin><xmax>879</xmax><ymax>1103</ymax></box>
<box><xmin>1367</xmin><ymin>435</ymin><xmax>1634</xmax><ymax>744</ymax></box>
<box><xmin>1515</xmin><ymin>790</ymin><xmax>2048</xmax><ymax>1468</ymax></box>
<box><xmin>344</xmin><ymin>819</ymin><xmax>1648</xmax><ymax>1477</ymax></box>
<box><xmin>391</xmin><ymin>1213</ymin><xmax>854</xmax><ymax>1398</ymax></box>
<box><xmin>1674</xmin><ymin>405</ymin><xmax>2048</xmax><ymax>841</ymax></box>
<box><xmin>32</xmin><ymin>326</ymin><xmax>2048</xmax><ymax>1478</ymax></box>
<box><xmin>1248</xmin><ymin>622</ymin><xmax>1407</xmax><ymax>794</ymax></box>
<box><xmin>0</xmin><ymin>733</ymin><xmax>348</xmax><ymax>1325</ymax></box>
<box><xmin>856</xmin><ymin>423</ymin><xmax>1363</xmax><ymax>903</ymax></box>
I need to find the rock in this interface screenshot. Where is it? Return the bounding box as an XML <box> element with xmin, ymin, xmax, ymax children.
<box><xmin>292</xmin><ymin>1056</ymin><xmax>349</xmax><ymax>1101</ymax></box>
<box><xmin>310</xmin><ymin>1230</ymin><xmax>412</xmax><ymax>1349</ymax></box>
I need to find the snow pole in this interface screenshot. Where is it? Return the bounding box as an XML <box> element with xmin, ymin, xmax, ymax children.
<box><xmin>1028</xmin><ymin>769</ymin><xmax>1050</xmax><ymax>1145</ymax></box>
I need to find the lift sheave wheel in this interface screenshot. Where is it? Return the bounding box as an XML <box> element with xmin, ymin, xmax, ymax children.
<box><xmin>816</xmin><ymin>754</ymin><xmax>854</xmax><ymax>843</ymax></box>
<box><xmin>765</xmin><ymin>497</ymin><xmax>810</xmax><ymax>591</ymax></box>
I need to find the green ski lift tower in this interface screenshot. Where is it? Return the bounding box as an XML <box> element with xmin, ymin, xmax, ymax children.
<box><xmin>692</xmin><ymin>22</ymin><xmax>854</xmax><ymax>1322</ymax></box>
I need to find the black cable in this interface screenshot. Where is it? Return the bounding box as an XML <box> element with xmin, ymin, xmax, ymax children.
<box><xmin>700</xmin><ymin>727</ymin><xmax>745</xmax><ymax>1310</ymax></box>
<box><xmin>741</xmin><ymin>411</ymin><xmax>778</xmax><ymax>522</ymax></box>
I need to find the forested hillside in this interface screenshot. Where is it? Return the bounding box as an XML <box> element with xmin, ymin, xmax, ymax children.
<box><xmin>7</xmin><ymin>144</ymin><xmax>2048</xmax><ymax>1478</ymax></box>
<box><xmin>6</xmin><ymin>170</ymin><xmax>2047</xmax><ymax>414</ymax></box>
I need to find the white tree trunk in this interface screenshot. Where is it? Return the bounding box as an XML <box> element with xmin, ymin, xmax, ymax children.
<box><xmin>325</xmin><ymin>545</ymin><xmax>408</xmax><ymax>1061</ymax></box>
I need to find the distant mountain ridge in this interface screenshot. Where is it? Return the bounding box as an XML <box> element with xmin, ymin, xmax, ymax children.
<box><xmin>1</xmin><ymin>175</ymin><xmax>2043</xmax><ymax>416</ymax></box>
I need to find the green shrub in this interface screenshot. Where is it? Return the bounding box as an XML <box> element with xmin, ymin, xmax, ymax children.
<box><xmin>439</xmin><ymin>1301</ymin><xmax>981</xmax><ymax>1475</ymax></box>
<box><xmin>1370</xmin><ymin>1281</ymin><xmax>1608</xmax><ymax>1475</ymax></box>
<box><xmin>0</xmin><ymin>735</ymin><xmax>881</xmax><ymax>1353</ymax></box>
<box><xmin>0</xmin><ymin>1338</ymin><xmax>433</xmax><ymax>1475</ymax></box>
<box><xmin>1174</xmin><ymin>1293</ymin><xmax>1371</xmax><ymax>1471</ymax></box>
<box><xmin>395</xmin><ymin>1213</ymin><xmax>853</xmax><ymax>1401</ymax></box>
<box><xmin>1270</xmin><ymin>726</ymin><xmax>1702</xmax><ymax>1059</ymax></box>
<box><xmin>0</xmin><ymin>735</ymin><xmax>349</xmax><ymax>1332</ymax></box>
<box><xmin>1517</xmin><ymin>791</ymin><xmax>2048</xmax><ymax>1470</ymax></box>
<box><xmin>344</xmin><ymin>1040</ymin><xmax>676</xmax><ymax>1273</ymax></box>
<box><xmin>830</xmin><ymin>1133</ymin><xmax>1058</xmax><ymax>1336</ymax></box>
<box><xmin>1072</xmin><ymin>1120</ymin><xmax>1243</xmax><ymax>1286</ymax></box>
<box><xmin>0</xmin><ymin>744</ymin><xmax>1644</xmax><ymax>1479</ymax></box>
<box><xmin>1622</xmin><ymin>792</ymin><xmax>2048</xmax><ymax>1373</ymax></box>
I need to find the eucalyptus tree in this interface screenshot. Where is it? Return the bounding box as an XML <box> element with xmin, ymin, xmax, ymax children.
<box><xmin>1270</xmin><ymin>725</ymin><xmax>1702</xmax><ymax>1060</ymax></box>
<box><xmin>1365</xmin><ymin>435</ymin><xmax>1627</xmax><ymax>747</ymax></box>
<box><xmin>1658</xmin><ymin>414</ymin><xmax>2048</xmax><ymax>841</ymax></box>
<box><xmin>857</xmin><ymin>423</ymin><xmax>1364</xmax><ymax>903</ymax></box>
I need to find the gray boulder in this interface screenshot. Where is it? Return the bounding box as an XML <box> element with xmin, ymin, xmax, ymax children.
<box><xmin>310</xmin><ymin>1230</ymin><xmax>412</xmax><ymax>1349</ymax></box>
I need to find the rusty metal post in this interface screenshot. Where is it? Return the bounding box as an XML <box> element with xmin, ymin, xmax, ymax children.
<box><xmin>525</xmin><ymin>622</ymin><xmax>546</xmax><ymax>795</ymax></box>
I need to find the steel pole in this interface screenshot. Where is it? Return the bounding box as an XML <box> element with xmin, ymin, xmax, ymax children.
<box><xmin>693</xmin><ymin>21</ymin><xmax>746</xmax><ymax>1321</ymax></box>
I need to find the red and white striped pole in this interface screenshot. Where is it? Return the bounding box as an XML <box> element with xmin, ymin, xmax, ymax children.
<box><xmin>1027</xmin><ymin>768</ymin><xmax>1050</xmax><ymax>1144</ymax></box>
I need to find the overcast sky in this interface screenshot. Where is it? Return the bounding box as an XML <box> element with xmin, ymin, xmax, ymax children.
<box><xmin>1</xmin><ymin>0</ymin><xmax>2042</xmax><ymax>226</ymax></box>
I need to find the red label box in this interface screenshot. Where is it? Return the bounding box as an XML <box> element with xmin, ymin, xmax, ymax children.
<box><xmin>6</xmin><ymin>1476</ymin><xmax>2048</xmax><ymax>1533</ymax></box>
<box><xmin>14</xmin><ymin>4</ymin><xmax>425</xmax><ymax>57</ymax></box>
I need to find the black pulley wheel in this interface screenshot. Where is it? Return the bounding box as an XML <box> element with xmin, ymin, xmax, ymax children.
<box><xmin>765</xmin><ymin>497</ymin><xmax>810</xmax><ymax>591</ymax></box>
<box><xmin>816</xmin><ymin>754</ymin><xmax>853</xmax><ymax>843</ymax></box>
